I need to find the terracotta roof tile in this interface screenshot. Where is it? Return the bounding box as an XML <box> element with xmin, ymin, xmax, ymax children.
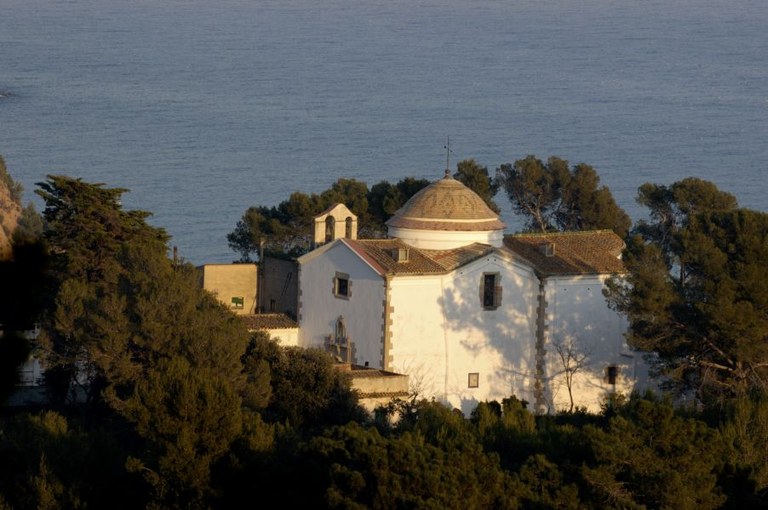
<box><xmin>346</xmin><ymin>239</ymin><xmax>494</xmax><ymax>275</ymax></box>
<box><xmin>240</xmin><ymin>313</ymin><xmax>298</xmax><ymax>331</ymax></box>
<box><xmin>386</xmin><ymin>174</ymin><xmax>504</xmax><ymax>231</ymax></box>
<box><xmin>503</xmin><ymin>230</ymin><xmax>626</xmax><ymax>276</ymax></box>
<box><xmin>420</xmin><ymin>243</ymin><xmax>495</xmax><ymax>271</ymax></box>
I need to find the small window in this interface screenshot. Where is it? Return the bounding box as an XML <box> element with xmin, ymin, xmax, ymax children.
<box><xmin>468</xmin><ymin>372</ymin><xmax>480</xmax><ymax>388</ymax></box>
<box><xmin>231</xmin><ymin>296</ymin><xmax>244</xmax><ymax>309</ymax></box>
<box><xmin>334</xmin><ymin>272</ymin><xmax>351</xmax><ymax>299</ymax></box>
<box><xmin>605</xmin><ymin>365</ymin><xmax>618</xmax><ymax>385</ymax></box>
<box><xmin>269</xmin><ymin>299</ymin><xmax>276</xmax><ymax>312</ymax></box>
<box><xmin>481</xmin><ymin>273</ymin><xmax>502</xmax><ymax>309</ymax></box>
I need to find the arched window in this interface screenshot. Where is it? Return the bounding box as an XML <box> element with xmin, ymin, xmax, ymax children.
<box><xmin>325</xmin><ymin>216</ymin><xmax>335</xmax><ymax>243</ymax></box>
<box><xmin>345</xmin><ymin>216</ymin><xmax>353</xmax><ymax>238</ymax></box>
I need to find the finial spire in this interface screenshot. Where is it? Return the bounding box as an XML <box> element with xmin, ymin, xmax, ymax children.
<box><xmin>443</xmin><ymin>136</ymin><xmax>453</xmax><ymax>177</ymax></box>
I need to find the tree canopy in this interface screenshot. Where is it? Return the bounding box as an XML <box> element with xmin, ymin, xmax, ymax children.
<box><xmin>606</xmin><ymin>178</ymin><xmax>768</xmax><ymax>402</ymax></box>
<box><xmin>227</xmin><ymin>176</ymin><xmax>431</xmax><ymax>261</ymax></box>
<box><xmin>454</xmin><ymin>158</ymin><xmax>500</xmax><ymax>213</ymax></box>
<box><xmin>226</xmin><ymin>178</ymin><xmax>376</xmax><ymax>262</ymax></box>
<box><xmin>33</xmin><ymin>175</ymin><xmax>270</xmax><ymax>507</ymax></box>
<box><xmin>5</xmin><ymin>163</ymin><xmax>768</xmax><ymax>508</ymax></box>
<box><xmin>227</xmin><ymin>159</ymin><xmax>504</xmax><ymax>262</ymax></box>
<box><xmin>495</xmin><ymin>155</ymin><xmax>631</xmax><ymax>237</ymax></box>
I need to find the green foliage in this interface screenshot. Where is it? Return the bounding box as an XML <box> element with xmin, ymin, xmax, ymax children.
<box><xmin>228</xmin><ymin>176</ymin><xmax>431</xmax><ymax>261</ymax></box>
<box><xmin>259</xmin><ymin>341</ymin><xmax>366</xmax><ymax>429</ymax></box>
<box><xmin>227</xmin><ymin>164</ymin><xmax>498</xmax><ymax>261</ymax></box>
<box><xmin>0</xmin><ymin>411</ymin><xmax>142</xmax><ymax>510</ymax></box>
<box><xmin>320</xmin><ymin>178</ymin><xmax>370</xmax><ymax>221</ymax></box>
<box><xmin>495</xmin><ymin>155</ymin><xmax>630</xmax><ymax>236</ymax></box>
<box><xmin>678</xmin><ymin>210</ymin><xmax>768</xmax><ymax>396</ymax></box>
<box><xmin>31</xmin><ymin>175</ymin><xmax>265</xmax><ymax>508</ymax></box>
<box><xmin>393</xmin><ymin>399</ymin><xmax>478</xmax><ymax>450</ymax></box>
<box><xmin>9</xmin><ymin>167</ymin><xmax>768</xmax><ymax>508</ymax></box>
<box><xmin>36</xmin><ymin>175</ymin><xmax>252</xmax><ymax>398</ymax></box>
<box><xmin>454</xmin><ymin>158</ymin><xmax>500</xmax><ymax>213</ymax></box>
<box><xmin>558</xmin><ymin>163</ymin><xmax>631</xmax><ymax>236</ymax></box>
<box><xmin>12</xmin><ymin>204</ymin><xmax>44</xmax><ymax>247</ymax></box>
<box><xmin>470</xmin><ymin>396</ymin><xmax>539</xmax><ymax>472</ymax></box>
<box><xmin>367</xmin><ymin>176</ymin><xmax>430</xmax><ymax>232</ymax></box>
<box><xmin>714</xmin><ymin>392</ymin><xmax>768</xmax><ymax>507</ymax></box>
<box><xmin>122</xmin><ymin>357</ymin><xmax>244</xmax><ymax>508</ymax></box>
<box><xmin>240</xmin><ymin>331</ymin><xmax>274</xmax><ymax>411</ymax></box>
<box><xmin>227</xmin><ymin>191</ymin><xmax>324</xmax><ymax>261</ymax></box>
<box><xmin>634</xmin><ymin>177</ymin><xmax>738</xmax><ymax>271</ymax></box>
<box><xmin>36</xmin><ymin>175</ymin><xmax>169</xmax><ymax>282</ymax></box>
<box><xmin>515</xmin><ymin>454</ymin><xmax>582</xmax><ymax>510</ymax></box>
<box><xmin>289</xmin><ymin>422</ymin><xmax>518</xmax><ymax>509</ymax></box>
<box><xmin>608</xmin><ymin>177</ymin><xmax>768</xmax><ymax>401</ymax></box>
<box><xmin>580</xmin><ymin>393</ymin><xmax>725</xmax><ymax>510</ymax></box>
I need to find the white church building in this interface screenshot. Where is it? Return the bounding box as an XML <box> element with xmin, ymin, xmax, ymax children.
<box><xmin>296</xmin><ymin>170</ymin><xmax>653</xmax><ymax>415</ymax></box>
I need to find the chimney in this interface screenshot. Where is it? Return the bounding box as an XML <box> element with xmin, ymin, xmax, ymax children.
<box><xmin>390</xmin><ymin>247</ymin><xmax>410</xmax><ymax>262</ymax></box>
<box><xmin>540</xmin><ymin>242</ymin><xmax>556</xmax><ymax>257</ymax></box>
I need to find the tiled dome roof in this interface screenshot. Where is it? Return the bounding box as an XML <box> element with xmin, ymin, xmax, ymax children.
<box><xmin>386</xmin><ymin>170</ymin><xmax>505</xmax><ymax>232</ymax></box>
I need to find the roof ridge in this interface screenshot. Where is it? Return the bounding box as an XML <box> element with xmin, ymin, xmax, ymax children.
<box><xmin>506</xmin><ymin>229</ymin><xmax>617</xmax><ymax>238</ymax></box>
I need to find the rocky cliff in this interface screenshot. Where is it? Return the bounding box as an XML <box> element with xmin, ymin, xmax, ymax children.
<box><xmin>0</xmin><ymin>178</ymin><xmax>21</xmax><ymax>260</ymax></box>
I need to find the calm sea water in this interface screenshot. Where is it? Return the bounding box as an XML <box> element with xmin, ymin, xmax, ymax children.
<box><xmin>1</xmin><ymin>0</ymin><xmax>766</xmax><ymax>265</ymax></box>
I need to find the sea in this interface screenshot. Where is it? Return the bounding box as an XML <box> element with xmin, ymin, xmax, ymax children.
<box><xmin>1</xmin><ymin>0</ymin><xmax>766</xmax><ymax>266</ymax></box>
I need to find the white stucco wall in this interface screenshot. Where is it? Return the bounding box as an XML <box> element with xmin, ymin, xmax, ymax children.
<box><xmin>268</xmin><ymin>328</ymin><xmax>300</xmax><ymax>347</ymax></box>
<box><xmin>388</xmin><ymin>252</ymin><xmax>539</xmax><ymax>416</ymax></box>
<box><xmin>387</xmin><ymin>226</ymin><xmax>504</xmax><ymax>250</ymax></box>
<box><xmin>387</xmin><ymin>274</ymin><xmax>447</xmax><ymax>396</ymax></box>
<box><xmin>298</xmin><ymin>242</ymin><xmax>386</xmax><ymax>367</ymax></box>
<box><xmin>542</xmin><ymin>275</ymin><xmax>651</xmax><ymax>413</ymax></box>
<box><xmin>297</xmin><ymin>240</ymin><xmax>655</xmax><ymax>417</ymax></box>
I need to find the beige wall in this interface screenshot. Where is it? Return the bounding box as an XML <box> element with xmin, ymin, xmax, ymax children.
<box><xmin>200</xmin><ymin>263</ymin><xmax>257</xmax><ymax>315</ymax></box>
<box><xmin>351</xmin><ymin>373</ymin><xmax>409</xmax><ymax>396</ymax></box>
<box><xmin>312</xmin><ymin>203</ymin><xmax>358</xmax><ymax>247</ymax></box>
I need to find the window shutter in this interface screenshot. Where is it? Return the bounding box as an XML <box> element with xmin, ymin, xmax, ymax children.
<box><xmin>481</xmin><ymin>273</ymin><xmax>502</xmax><ymax>309</ymax></box>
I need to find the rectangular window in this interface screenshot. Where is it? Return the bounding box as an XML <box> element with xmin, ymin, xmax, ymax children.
<box><xmin>606</xmin><ymin>366</ymin><xmax>618</xmax><ymax>385</ymax></box>
<box><xmin>468</xmin><ymin>372</ymin><xmax>480</xmax><ymax>388</ymax></box>
<box><xmin>481</xmin><ymin>273</ymin><xmax>502</xmax><ymax>309</ymax></box>
<box><xmin>334</xmin><ymin>272</ymin><xmax>351</xmax><ymax>299</ymax></box>
<box><xmin>231</xmin><ymin>296</ymin><xmax>244</xmax><ymax>309</ymax></box>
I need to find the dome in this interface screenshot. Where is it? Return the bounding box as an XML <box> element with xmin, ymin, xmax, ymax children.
<box><xmin>386</xmin><ymin>170</ymin><xmax>505</xmax><ymax>249</ymax></box>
